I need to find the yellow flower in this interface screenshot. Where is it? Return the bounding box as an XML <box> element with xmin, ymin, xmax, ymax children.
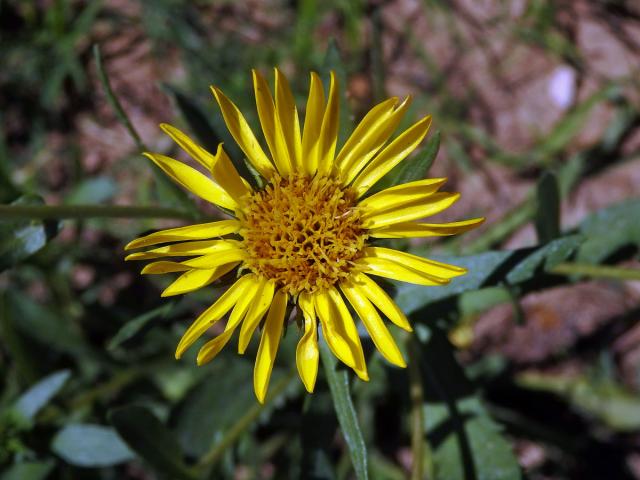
<box><xmin>125</xmin><ymin>69</ymin><xmax>483</xmax><ymax>403</ymax></box>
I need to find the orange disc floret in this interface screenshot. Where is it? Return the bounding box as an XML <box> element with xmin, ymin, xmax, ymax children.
<box><xmin>239</xmin><ymin>174</ymin><xmax>367</xmax><ymax>295</ymax></box>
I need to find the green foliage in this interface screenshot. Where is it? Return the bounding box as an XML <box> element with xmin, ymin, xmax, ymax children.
<box><xmin>0</xmin><ymin>461</ymin><xmax>54</xmax><ymax>480</ymax></box>
<box><xmin>320</xmin><ymin>342</ymin><xmax>368</xmax><ymax>480</ymax></box>
<box><xmin>110</xmin><ymin>406</ymin><xmax>197</xmax><ymax>480</ymax></box>
<box><xmin>505</xmin><ymin>235</ymin><xmax>583</xmax><ymax>284</ymax></box>
<box><xmin>534</xmin><ymin>171</ymin><xmax>560</xmax><ymax>243</ymax></box>
<box><xmin>0</xmin><ymin>196</ymin><xmax>58</xmax><ymax>272</ymax></box>
<box><xmin>416</xmin><ymin>326</ymin><xmax>521</xmax><ymax>480</ymax></box>
<box><xmin>2</xmin><ymin>2</ymin><xmax>640</xmax><ymax>479</ymax></box>
<box><xmin>13</xmin><ymin>370</ymin><xmax>70</xmax><ymax>423</ymax></box>
<box><xmin>51</xmin><ymin>424</ymin><xmax>135</xmax><ymax>467</ymax></box>
<box><xmin>576</xmin><ymin>198</ymin><xmax>640</xmax><ymax>264</ymax></box>
<box><xmin>373</xmin><ymin>131</ymin><xmax>440</xmax><ymax>194</ymax></box>
<box><xmin>517</xmin><ymin>371</ymin><xmax>640</xmax><ymax>433</ymax></box>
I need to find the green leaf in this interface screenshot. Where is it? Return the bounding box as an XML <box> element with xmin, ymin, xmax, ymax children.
<box><xmin>397</xmin><ymin>232</ymin><xmax>584</xmax><ymax>316</ymax></box>
<box><xmin>534</xmin><ymin>171</ymin><xmax>560</xmax><ymax>243</ymax></box>
<box><xmin>174</xmin><ymin>360</ymin><xmax>255</xmax><ymax>457</ymax></box>
<box><xmin>107</xmin><ymin>302</ymin><xmax>175</xmax><ymax>351</ymax></box>
<box><xmin>576</xmin><ymin>198</ymin><xmax>640</xmax><ymax>264</ymax></box>
<box><xmin>51</xmin><ymin>424</ymin><xmax>134</xmax><ymax>467</ymax></box>
<box><xmin>319</xmin><ymin>341</ymin><xmax>368</xmax><ymax>480</ymax></box>
<box><xmin>373</xmin><ymin>131</ymin><xmax>440</xmax><ymax>193</ymax></box>
<box><xmin>517</xmin><ymin>372</ymin><xmax>640</xmax><ymax>432</ymax></box>
<box><xmin>14</xmin><ymin>370</ymin><xmax>71</xmax><ymax>422</ymax></box>
<box><xmin>0</xmin><ymin>461</ymin><xmax>54</xmax><ymax>480</ymax></box>
<box><xmin>0</xmin><ymin>292</ymin><xmax>38</xmax><ymax>382</ymax></box>
<box><xmin>506</xmin><ymin>234</ymin><xmax>584</xmax><ymax>284</ymax></box>
<box><xmin>6</xmin><ymin>291</ymin><xmax>87</xmax><ymax>357</ymax></box>
<box><xmin>0</xmin><ymin>195</ymin><xmax>59</xmax><ymax>271</ymax></box>
<box><xmin>395</xmin><ymin>251</ymin><xmax>514</xmax><ymax>315</ymax></box>
<box><xmin>427</xmin><ymin>399</ymin><xmax>522</xmax><ymax>480</ymax></box>
<box><xmin>417</xmin><ymin>326</ymin><xmax>521</xmax><ymax>480</ymax></box>
<box><xmin>109</xmin><ymin>405</ymin><xmax>196</xmax><ymax>480</ymax></box>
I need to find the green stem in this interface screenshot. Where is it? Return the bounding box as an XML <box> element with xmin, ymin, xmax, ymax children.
<box><xmin>407</xmin><ymin>338</ymin><xmax>429</xmax><ymax>480</ymax></box>
<box><xmin>196</xmin><ymin>371</ymin><xmax>295</xmax><ymax>470</ymax></box>
<box><xmin>0</xmin><ymin>204</ymin><xmax>194</xmax><ymax>220</ymax></box>
<box><xmin>550</xmin><ymin>262</ymin><xmax>640</xmax><ymax>281</ymax></box>
<box><xmin>94</xmin><ymin>44</ymin><xmax>147</xmax><ymax>151</ymax></box>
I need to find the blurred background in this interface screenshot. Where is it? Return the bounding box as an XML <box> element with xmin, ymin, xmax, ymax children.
<box><xmin>1</xmin><ymin>1</ymin><xmax>640</xmax><ymax>479</ymax></box>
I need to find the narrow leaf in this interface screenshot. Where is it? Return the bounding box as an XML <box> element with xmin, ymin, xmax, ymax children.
<box><xmin>534</xmin><ymin>171</ymin><xmax>560</xmax><ymax>243</ymax></box>
<box><xmin>319</xmin><ymin>340</ymin><xmax>368</xmax><ymax>480</ymax></box>
<box><xmin>394</xmin><ymin>251</ymin><xmax>514</xmax><ymax>316</ymax></box>
<box><xmin>108</xmin><ymin>302</ymin><xmax>175</xmax><ymax>351</ymax></box>
<box><xmin>506</xmin><ymin>234</ymin><xmax>583</xmax><ymax>284</ymax></box>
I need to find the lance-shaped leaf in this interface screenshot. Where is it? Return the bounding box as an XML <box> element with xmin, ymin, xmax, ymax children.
<box><xmin>320</xmin><ymin>339</ymin><xmax>369</xmax><ymax>480</ymax></box>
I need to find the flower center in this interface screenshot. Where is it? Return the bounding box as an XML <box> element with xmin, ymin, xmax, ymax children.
<box><xmin>239</xmin><ymin>174</ymin><xmax>367</xmax><ymax>295</ymax></box>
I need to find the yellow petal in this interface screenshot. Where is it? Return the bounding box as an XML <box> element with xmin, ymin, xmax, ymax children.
<box><xmin>364</xmin><ymin>247</ymin><xmax>466</xmax><ymax>279</ymax></box>
<box><xmin>351</xmin><ymin>115</ymin><xmax>432</xmax><ymax>198</ymax></box>
<box><xmin>196</xmin><ymin>328</ymin><xmax>236</xmax><ymax>366</ymax></box>
<box><xmin>210</xmin><ymin>85</ymin><xmax>276</xmax><ymax>179</ymax></box>
<box><xmin>181</xmin><ymin>248</ymin><xmax>247</xmax><ymax>269</ymax></box>
<box><xmin>211</xmin><ymin>144</ymin><xmax>253</xmax><ymax>202</ymax></box>
<box><xmin>161</xmin><ymin>262</ymin><xmax>238</xmax><ymax>297</ymax></box>
<box><xmin>238</xmin><ymin>278</ymin><xmax>276</xmax><ymax>354</ymax></box>
<box><xmin>358</xmin><ymin>178</ymin><xmax>447</xmax><ymax>214</ymax></box>
<box><xmin>301</xmin><ymin>72</ymin><xmax>325</xmax><ymax>175</ymax></box>
<box><xmin>316</xmin><ymin>71</ymin><xmax>339</xmax><ymax>176</ymax></box>
<box><xmin>369</xmin><ymin>217</ymin><xmax>485</xmax><ymax>238</ymax></box>
<box><xmin>314</xmin><ymin>288</ymin><xmax>368</xmax><ymax>380</ymax></box>
<box><xmin>355</xmin><ymin>256</ymin><xmax>449</xmax><ymax>286</ymax></box>
<box><xmin>175</xmin><ymin>275</ymin><xmax>254</xmax><ymax>359</ymax></box>
<box><xmin>254</xmin><ymin>288</ymin><xmax>288</xmax><ymax>403</ymax></box>
<box><xmin>125</xmin><ymin>239</ymin><xmax>241</xmax><ymax>261</ymax></box>
<box><xmin>334</xmin><ymin>97</ymin><xmax>397</xmax><ymax>171</ymax></box>
<box><xmin>352</xmin><ymin>273</ymin><xmax>412</xmax><ymax>331</ymax></box>
<box><xmin>141</xmin><ymin>261</ymin><xmax>191</xmax><ymax>274</ymax></box>
<box><xmin>160</xmin><ymin>123</ymin><xmax>215</xmax><ymax>169</ymax></box>
<box><xmin>252</xmin><ymin>69</ymin><xmax>291</xmax><ymax>175</ymax></box>
<box><xmin>338</xmin><ymin>96</ymin><xmax>411</xmax><ymax>184</ymax></box>
<box><xmin>274</xmin><ymin>68</ymin><xmax>302</xmax><ymax>173</ymax></box>
<box><xmin>340</xmin><ymin>280</ymin><xmax>406</xmax><ymax>367</ymax></box>
<box><xmin>361</xmin><ymin>192</ymin><xmax>460</xmax><ymax>229</ymax></box>
<box><xmin>124</xmin><ymin>220</ymin><xmax>241</xmax><ymax>250</ymax></box>
<box><xmin>143</xmin><ymin>152</ymin><xmax>237</xmax><ymax>210</ymax></box>
<box><xmin>196</xmin><ymin>277</ymin><xmax>261</xmax><ymax>365</ymax></box>
<box><xmin>296</xmin><ymin>292</ymin><xmax>319</xmax><ymax>393</ymax></box>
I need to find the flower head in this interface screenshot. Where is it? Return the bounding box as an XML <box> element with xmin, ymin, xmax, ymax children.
<box><xmin>125</xmin><ymin>68</ymin><xmax>483</xmax><ymax>403</ymax></box>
